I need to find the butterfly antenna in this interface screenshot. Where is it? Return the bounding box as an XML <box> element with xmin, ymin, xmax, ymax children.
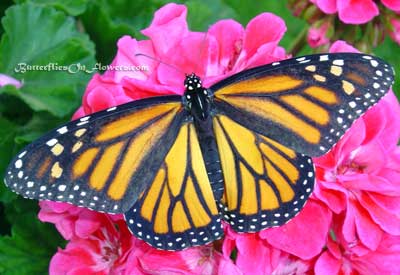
<box><xmin>134</xmin><ymin>53</ymin><xmax>185</xmax><ymax>75</ymax></box>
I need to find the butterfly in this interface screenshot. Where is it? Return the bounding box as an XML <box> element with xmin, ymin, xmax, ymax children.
<box><xmin>4</xmin><ymin>53</ymin><xmax>395</xmax><ymax>251</ymax></box>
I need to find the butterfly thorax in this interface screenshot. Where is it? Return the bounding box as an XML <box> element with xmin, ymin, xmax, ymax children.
<box><xmin>183</xmin><ymin>73</ymin><xmax>211</xmax><ymax>121</ymax></box>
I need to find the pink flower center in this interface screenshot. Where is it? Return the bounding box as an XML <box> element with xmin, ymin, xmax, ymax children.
<box><xmin>226</xmin><ymin>39</ymin><xmax>243</xmax><ymax>72</ymax></box>
<box><xmin>337</xmin><ymin>161</ymin><xmax>366</xmax><ymax>175</ymax></box>
<box><xmin>102</xmin><ymin>245</ymin><xmax>119</xmax><ymax>263</ymax></box>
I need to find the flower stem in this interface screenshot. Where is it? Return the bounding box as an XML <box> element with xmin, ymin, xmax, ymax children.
<box><xmin>288</xmin><ymin>26</ymin><xmax>309</xmax><ymax>56</ymax></box>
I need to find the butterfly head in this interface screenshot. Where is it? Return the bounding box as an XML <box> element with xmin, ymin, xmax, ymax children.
<box><xmin>183</xmin><ymin>73</ymin><xmax>211</xmax><ymax>120</ymax></box>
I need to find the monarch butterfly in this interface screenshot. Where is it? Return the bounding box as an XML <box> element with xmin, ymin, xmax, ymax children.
<box><xmin>4</xmin><ymin>53</ymin><xmax>395</xmax><ymax>251</ymax></box>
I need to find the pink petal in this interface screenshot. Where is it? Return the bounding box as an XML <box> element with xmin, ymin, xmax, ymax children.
<box><xmin>110</xmin><ymin>36</ymin><xmax>155</xmax><ymax>82</ymax></box>
<box><xmin>351</xmin><ymin>141</ymin><xmax>386</xmax><ymax>173</ymax></box>
<box><xmin>235</xmin><ymin>234</ymin><xmax>275</xmax><ymax>275</ymax></box>
<box><xmin>217</xmin><ymin>258</ymin><xmax>243</xmax><ymax>275</ymax></box>
<box><xmin>359</xmin><ymin>193</ymin><xmax>400</xmax><ymax>235</ymax></box>
<box><xmin>74</xmin><ymin>211</ymin><xmax>103</xmax><ymax>239</ymax></box>
<box><xmin>314</xmin><ymin>251</ymin><xmax>341</xmax><ymax>275</ymax></box>
<box><xmin>362</xmin><ymin>104</ymin><xmax>389</xmax><ymax>146</ymax></box>
<box><xmin>208</xmin><ymin>19</ymin><xmax>244</xmax><ymax>75</ymax></box>
<box><xmin>137</xmin><ymin>246</ymin><xmax>225</xmax><ymax>275</ymax></box>
<box><xmin>0</xmin><ymin>74</ymin><xmax>22</xmax><ymax>88</ymax></box>
<box><xmin>86</xmin><ymin>86</ymin><xmax>117</xmax><ymax>110</ymax></box>
<box><xmin>156</xmin><ymin>32</ymin><xmax>210</xmax><ymax>87</ymax></box>
<box><xmin>389</xmin><ymin>18</ymin><xmax>400</xmax><ymax>45</ymax></box>
<box><xmin>141</xmin><ymin>3</ymin><xmax>188</xmax><ymax>56</ymax></box>
<box><xmin>222</xmin><ymin>226</ymin><xmax>237</xmax><ymax>259</ymax></box>
<box><xmin>122</xmin><ymin>77</ymin><xmax>180</xmax><ymax>98</ymax></box>
<box><xmin>337</xmin><ymin>0</ymin><xmax>379</xmax><ymax>24</ymax></box>
<box><xmin>307</xmin><ymin>22</ymin><xmax>330</xmax><ymax>48</ymax></box>
<box><xmin>329</xmin><ymin>40</ymin><xmax>360</xmax><ymax>53</ymax></box>
<box><xmin>260</xmin><ymin>200</ymin><xmax>332</xmax><ymax>259</ymax></box>
<box><xmin>374</xmin><ymin>91</ymin><xmax>400</xmax><ymax>148</ymax></box>
<box><xmin>381</xmin><ymin>0</ymin><xmax>400</xmax><ymax>11</ymax></box>
<box><xmin>237</xmin><ymin>13</ymin><xmax>286</xmax><ymax>68</ymax></box>
<box><xmin>340</xmin><ymin>174</ymin><xmax>399</xmax><ymax>195</ymax></box>
<box><xmin>353</xmin><ymin>200</ymin><xmax>383</xmax><ymax>250</ymax></box>
<box><xmin>243</xmin><ymin>44</ymin><xmax>288</xmax><ymax>69</ymax></box>
<box><xmin>49</xmin><ymin>241</ymin><xmax>98</xmax><ymax>275</ymax></box>
<box><xmin>369</xmin><ymin>192</ymin><xmax>400</xmax><ymax>213</ymax></box>
<box><xmin>326</xmin><ymin>235</ymin><xmax>342</xmax><ymax>259</ymax></box>
<box><xmin>312</xmin><ymin>0</ymin><xmax>338</xmax><ymax>13</ymax></box>
<box><xmin>72</xmin><ymin>106</ymin><xmax>86</xmax><ymax>119</ymax></box>
<box><xmin>341</xmin><ymin>200</ymin><xmax>357</xmax><ymax>243</ymax></box>
<box><xmin>351</xmin><ymin>234</ymin><xmax>400</xmax><ymax>274</ymax></box>
<box><xmin>82</xmin><ymin>74</ymin><xmax>131</xmax><ymax>113</ymax></box>
<box><xmin>313</xmin><ymin>180</ymin><xmax>348</xmax><ymax>213</ymax></box>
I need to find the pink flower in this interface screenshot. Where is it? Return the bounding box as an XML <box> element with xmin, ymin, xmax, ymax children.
<box><xmin>39</xmin><ymin>201</ymin><xmax>104</xmax><ymax>240</ymax></box>
<box><xmin>311</xmin><ymin>0</ymin><xmax>380</xmax><ymax>24</ymax></box>
<box><xmin>72</xmin><ymin>73</ymin><xmax>133</xmax><ymax>119</ymax></box>
<box><xmin>104</xmin><ymin>3</ymin><xmax>288</xmax><ymax>99</ymax></box>
<box><xmin>123</xmin><ymin>244</ymin><xmax>240</xmax><ymax>275</ymax></box>
<box><xmin>389</xmin><ymin>17</ymin><xmax>400</xmax><ymax>45</ymax></box>
<box><xmin>49</xmin><ymin>219</ymin><xmax>134</xmax><ymax>275</ymax></box>
<box><xmin>222</xmin><ymin>200</ymin><xmax>332</xmax><ymax>274</ymax></box>
<box><xmin>382</xmin><ymin>0</ymin><xmax>400</xmax><ymax>12</ymax></box>
<box><xmin>314</xmin><ymin>229</ymin><xmax>400</xmax><ymax>274</ymax></box>
<box><xmin>328</xmin><ymin>40</ymin><xmax>359</xmax><ymax>53</ymax></box>
<box><xmin>307</xmin><ymin>21</ymin><xmax>331</xmax><ymax>48</ymax></box>
<box><xmin>0</xmin><ymin>73</ymin><xmax>22</xmax><ymax>88</ymax></box>
<box><xmin>313</xmin><ymin>89</ymin><xmax>400</xmax><ymax>250</ymax></box>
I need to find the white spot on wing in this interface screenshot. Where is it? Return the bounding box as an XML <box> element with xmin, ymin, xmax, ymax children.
<box><xmin>46</xmin><ymin>138</ymin><xmax>58</xmax><ymax>146</ymax></box>
<box><xmin>15</xmin><ymin>159</ymin><xmax>23</xmax><ymax>168</ymax></box>
<box><xmin>57</xmin><ymin>126</ymin><xmax>68</xmax><ymax>134</ymax></box>
<box><xmin>319</xmin><ymin>55</ymin><xmax>329</xmax><ymax>61</ymax></box>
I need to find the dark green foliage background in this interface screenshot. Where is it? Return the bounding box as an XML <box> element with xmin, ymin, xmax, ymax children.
<box><xmin>0</xmin><ymin>1</ymin><xmax>398</xmax><ymax>274</ymax></box>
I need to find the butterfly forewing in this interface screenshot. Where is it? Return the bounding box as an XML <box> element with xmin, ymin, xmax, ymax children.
<box><xmin>124</xmin><ymin>122</ymin><xmax>223</xmax><ymax>250</ymax></box>
<box><xmin>4</xmin><ymin>96</ymin><xmax>186</xmax><ymax>213</ymax></box>
<box><xmin>211</xmin><ymin>53</ymin><xmax>395</xmax><ymax>157</ymax></box>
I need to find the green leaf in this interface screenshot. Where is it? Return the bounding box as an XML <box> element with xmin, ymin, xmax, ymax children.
<box><xmin>0</xmin><ymin>0</ymin><xmax>13</xmax><ymax>36</ymax></box>
<box><xmin>15</xmin><ymin>0</ymin><xmax>89</xmax><ymax>16</ymax></box>
<box><xmin>0</xmin><ymin>3</ymin><xmax>96</xmax><ymax>117</ymax></box>
<box><xmin>0</xmin><ymin>117</ymin><xmax>17</xmax><ymax>182</ymax></box>
<box><xmin>16</xmin><ymin>112</ymin><xmax>67</xmax><ymax>144</ymax></box>
<box><xmin>374</xmin><ymin>37</ymin><xmax>400</xmax><ymax>98</ymax></box>
<box><xmin>80</xmin><ymin>0</ymin><xmax>163</xmax><ymax>65</ymax></box>
<box><xmin>0</xmin><ymin>211</ymin><xmax>65</xmax><ymax>275</ymax></box>
<box><xmin>184</xmin><ymin>0</ymin><xmax>236</xmax><ymax>31</ymax></box>
<box><xmin>0</xmin><ymin>93</ymin><xmax>33</xmax><ymax>125</ymax></box>
<box><xmin>222</xmin><ymin>0</ymin><xmax>308</xmax><ymax>52</ymax></box>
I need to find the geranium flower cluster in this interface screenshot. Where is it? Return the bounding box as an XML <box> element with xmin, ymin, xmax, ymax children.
<box><xmin>35</xmin><ymin>3</ymin><xmax>400</xmax><ymax>274</ymax></box>
<box><xmin>289</xmin><ymin>0</ymin><xmax>400</xmax><ymax>49</ymax></box>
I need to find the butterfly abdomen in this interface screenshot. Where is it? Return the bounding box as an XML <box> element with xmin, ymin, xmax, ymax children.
<box><xmin>194</xmin><ymin>117</ymin><xmax>224</xmax><ymax>201</ymax></box>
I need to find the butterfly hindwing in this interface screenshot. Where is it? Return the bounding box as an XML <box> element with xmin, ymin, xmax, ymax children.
<box><xmin>213</xmin><ymin>115</ymin><xmax>314</xmax><ymax>232</ymax></box>
<box><xmin>4</xmin><ymin>96</ymin><xmax>186</xmax><ymax>213</ymax></box>
<box><xmin>124</xmin><ymin>122</ymin><xmax>223</xmax><ymax>250</ymax></box>
<box><xmin>211</xmin><ymin>53</ymin><xmax>395</xmax><ymax>157</ymax></box>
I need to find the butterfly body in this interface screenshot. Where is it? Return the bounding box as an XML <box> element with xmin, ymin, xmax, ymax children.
<box><xmin>4</xmin><ymin>53</ymin><xmax>395</xmax><ymax>251</ymax></box>
<box><xmin>183</xmin><ymin>73</ymin><xmax>224</xmax><ymax>200</ymax></box>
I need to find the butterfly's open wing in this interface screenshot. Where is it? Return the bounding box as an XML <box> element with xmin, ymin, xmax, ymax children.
<box><xmin>4</xmin><ymin>96</ymin><xmax>188</xmax><ymax>213</ymax></box>
<box><xmin>124</xmin><ymin>122</ymin><xmax>222</xmax><ymax>250</ymax></box>
<box><xmin>211</xmin><ymin>53</ymin><xmax>395</xmax><ymax>157</ymax></box>
<box><xmin>213</xmin><ymin>115</ymin><xmax>314</xmax><ymax>231</ymax></box>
